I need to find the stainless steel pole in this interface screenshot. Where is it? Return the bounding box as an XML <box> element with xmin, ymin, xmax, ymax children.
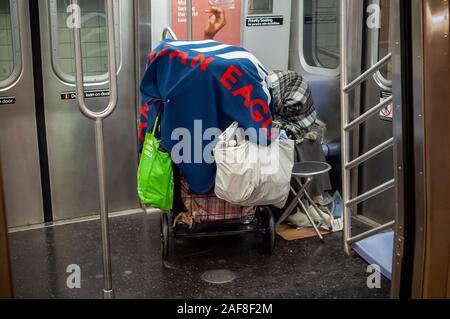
<box><xmin>71</xmin><ymin>0</ymin><xmax>118</xmax><ymax>299</ymax></box>
<box><xmin>340</xmin><ymin>0</ymin><xmax>352</xmax><ymax>255</ymax></box>
<box><xmin>187</xmin><ymin>0</ymin><xmax>193</xmax><ymax>40</ymax></box>
<box><xmin>347</xmin><ymin>221</ymin><xmax>396</xmax><ymax>246</ymax></box>
<box><xmin>95</xmin><ymin>118</ymin><xmax>114</xmax><ymax>299</ymax></box>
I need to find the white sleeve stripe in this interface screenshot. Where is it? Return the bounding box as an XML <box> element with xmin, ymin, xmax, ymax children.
<box><xmin>191</xmin><ymin>44</ymin><xmax>232</xmax><ymax>53</ymax></box>
<box><xmin>168</xmin><ymin>40</ymin><xmax>217</xmax><ymax>47</ymax></box>
<box><xmin>216</xmin><ymin>51</ymin><xmax>269</xmax><ymax>74</ymax></box>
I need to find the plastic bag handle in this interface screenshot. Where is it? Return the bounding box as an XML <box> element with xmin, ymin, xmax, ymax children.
<box><xmin>151</xmin><ymin>102</ymin><xmax>164</xmax><ymax>136</ymax></box>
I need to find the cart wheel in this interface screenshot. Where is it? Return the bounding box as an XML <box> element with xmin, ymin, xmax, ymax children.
<box><xmin>260</xmin><ymin>207</ymin><xmax>276</xmax><ymax>255</ymax></box>
<box><xmin>160</xmin><ymin>213</ymin><xmax>173</xmax><ymax>262</ymax></box>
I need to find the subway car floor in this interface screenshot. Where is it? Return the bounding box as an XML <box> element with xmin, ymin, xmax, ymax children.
<box><xmin>8</xmin><ymin>213</ymin><xmax>390</xmax><ymax>299</ymax></box>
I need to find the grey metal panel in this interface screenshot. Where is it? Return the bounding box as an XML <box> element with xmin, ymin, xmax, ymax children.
<box><xmin>0</xmin><ymin>0</ymin><xmax>44</xmax><ymax>227</ymax></box>
<box><xmin>136</xmin><ymin>0</ymin><xmax>152</xmax><ymax>81</ymax></box>
<box><xmin>150</xmin><ymin>0</ymin><xmax>170</xmax><ymax>51</ymax></box>
<box><xmin>408</xmin><ymin>0</ymin><xmax>426</xmax><ymax>298</ymax></box>
<box><xmin>39</xmin><ymin>0</ymin><xmax>140</xmax><ymax>221</ymax></box>
<box><xmin>242</xmin><ymin>0</ymin><xmax>291</xmax><ymax>71</ymax></box>
<box><xmin>358</xmin><ymin>2</ymin><xmax>395</xmax><ymax>225</ymax></box>
<box><xmin>390</xmin><ymin>0</ymin><xmax>403</xmax><ymax>297</ymax></box>
<box><xmin>358</xmin><ymin>99</ymin><xmax>395</xmax><ymax>225</ymax></box>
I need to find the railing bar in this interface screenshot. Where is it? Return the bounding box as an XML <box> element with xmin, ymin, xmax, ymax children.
<box><xmin>340</xmin><ymin>0</ymin><xmax>351</xmax><ymax>255</ymax></box>
<box><xmin>318</xmin><ymin>47</ymin><xmax>340</xmax><ymax>59</ymax></box>
<box><xmin>161</xmin><ymin>27</ymin><xmax>178</xmax><ymax>41</ymax></box>
<box><xmin>347</xmin><ymin>221</ymin><xmax>396</xmax><ymax>246</ymax></box>
<box><xmin>346</xmin><ymin>179</ymin><xmax>395</xmax><ymax>208</ymax></box>
<box><xmin>344</xmin><ymin>53</ymin><xmax>392</xmax><ymax>93</ymax></box>
<box><xmin>345</xmin><ymin>138</ymin><xmax>394</xmax><ymax>170</ymax></box>
<box><xmin>344</xmin><ymin>96</ymin><xmax>393</xmax><ymax>131</ymax></box>
<box><xmin>187</xmin><ymin>0</ymin><xmax>193</xmax><ymax>40</ymax></box>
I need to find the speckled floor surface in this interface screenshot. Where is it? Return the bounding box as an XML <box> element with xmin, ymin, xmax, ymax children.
<box><xmin>8</xmin><ymin>213</ymin><xmax>390</xmax><ymax>299</ymax></box>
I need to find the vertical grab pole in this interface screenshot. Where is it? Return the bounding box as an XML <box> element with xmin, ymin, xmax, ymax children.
<box><xmin>340</xmin><ymin>0</ymin><xmax>352</xmax><ymax>255</ymax></box>
<box><xmin>95</xmin><ymin>117</ymin><xmax>113</xmax><ymax>299</ymax></box>
<box><xmin>187</xmin><ymin>0</ymin><xmax>193</xmax><ymax>40</ymax></box>
<box><xmin>71</xmin><ymin>0</ymin><xmax>118</xmax><ymax>299</ymax></box>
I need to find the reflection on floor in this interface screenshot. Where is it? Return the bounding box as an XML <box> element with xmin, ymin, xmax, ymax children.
<box><xmin>9</xmin><ymin>213</ymin><xmax>390</xmax><ymax>299</ymax></box>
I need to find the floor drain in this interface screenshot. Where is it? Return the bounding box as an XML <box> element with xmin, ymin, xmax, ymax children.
<box><xmin>201</xmin><ymin>269</ymin><xmax>237</xmax><ymax>284</ymax></box>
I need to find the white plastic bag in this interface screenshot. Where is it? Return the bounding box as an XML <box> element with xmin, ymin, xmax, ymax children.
<box><xmin>214</xmin><ymin>122</ymin><xmax>295</xmax><ymax>208</ymax></box>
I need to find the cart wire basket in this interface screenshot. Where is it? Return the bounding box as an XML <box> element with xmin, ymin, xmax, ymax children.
<box><xmin>160</xmin><ymin>177</ymin><xmax>276</xmax><ymax>261</ymax></box>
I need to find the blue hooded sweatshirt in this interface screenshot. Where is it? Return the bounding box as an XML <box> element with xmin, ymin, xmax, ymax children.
<box><xmin>140</xmin><ymin>39</ymin><xmax>274</xmax><ymax>194</ymax></box>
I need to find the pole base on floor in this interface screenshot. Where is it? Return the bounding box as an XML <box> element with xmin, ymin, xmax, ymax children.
<box><xmin>103</xmin><ymin>289</ymin><xmax>115</xmax><ymax>299</ymax></box>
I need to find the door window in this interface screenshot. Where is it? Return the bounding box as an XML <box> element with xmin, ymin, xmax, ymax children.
<box><xmin>370</xmin><ymin>0</ymin><xmax>392</xmax><ymax>89</ymax></box>
<box><xmin>301</xmin><ymin>0</ymin><xmax>340</xmax><ymax>75</ymax></box>
<box><xmin>0</xmin><ymin>0</ymin><xmax>21</xmax><ymax>88</ymax></box>
<box><xmin>49</xmin><ymin>0</ymin><xmax>120</xmax><ymax>83</ymax></box>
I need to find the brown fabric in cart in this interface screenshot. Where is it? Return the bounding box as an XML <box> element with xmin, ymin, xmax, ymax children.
<box><xmin>181</xmin><ymin>178</ymin><xmax>255</xmax><ymax>223</ymax></box>
<box><xmin>276</xmin><ymin>224</ymin><xmax>330</xmax><ymax>241</ymax></box>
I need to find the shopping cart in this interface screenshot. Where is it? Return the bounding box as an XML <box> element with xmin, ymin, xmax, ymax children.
<box><xmin>160</xmin><ymin>176</ymin><xmax>276</xmax><ymax>261</ymax></box>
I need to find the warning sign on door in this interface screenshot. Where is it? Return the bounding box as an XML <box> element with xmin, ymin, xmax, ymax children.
<box><xmin>171</xmin><ymin>0</ymin><xmax>242</xmax><ymax>46</ymax></box>
<box><xmin>379</xmin><ymin>91</ymin><xmax>393</xmax><ymax>122</ymax></box>
<box><xmin>61</xmin><ymin>90</ymin><xmax>110</xmax><ymax>100</ymax></box>
<box><xmin>0</xmin><ymin>96</ymin><xmax>15</xmax><ymax>105</ymax></box>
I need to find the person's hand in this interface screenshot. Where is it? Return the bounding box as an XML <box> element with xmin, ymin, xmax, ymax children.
<box><xmin>204</xmin><ymin>1</ymin><xmax>227</xmax><ymax>40</ymax></box>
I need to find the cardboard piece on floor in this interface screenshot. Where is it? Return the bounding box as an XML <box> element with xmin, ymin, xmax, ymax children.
<box><xmin>276</xmin><ymin>224</ymin><xmax>331</xmax><ymax>241</ymax></box>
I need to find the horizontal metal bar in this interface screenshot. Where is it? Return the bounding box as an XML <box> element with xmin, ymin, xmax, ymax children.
<box><xmin>345</xmin><ymin>138</ymin><xmax>394</xmax><ymax>170</ymax></box>
<box><xmin>176</xmin><ymin>229</ymin><xmax>258</xmax><ymax>239</ymax></box>
<box><xmin>344</xmin><ymin>96</ymin><xmax>393</xmax><ymax>131</ymax></box>
<box><xmin>343</xmin><ymin>53</ymin><xmax>392</xmax><ymax>93</ymax></box>
<box><xmin>318</xmin><ymin>47</ymin><xmax>340</xmax><ymax>59</ymax></box>
<box><xmin>346</xmin><ymin>179</ymin><xmax>395</xmax><ymax>207</ymax></box>
<box><xmin>347</xmin><ymin>220</ymin><xmax>395</xmax><ymax>246</ymax></box>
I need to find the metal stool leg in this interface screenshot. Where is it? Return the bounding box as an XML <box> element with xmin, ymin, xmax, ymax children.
<box><xmin>276</xmin><ymin>179</ymin><xmax>312</xmax><ymax>227</ymax></box>
<box><xmin>279</xmin><ymin>175</ymin><xmax>325</xmax><ymax>242</ymax></box>
<box><xmin>290</xmin><ymin>182</ymin><xmax>325</xmax><ymax>243</ymax></box>
<box><xmin>304</xmin><ymin>191</ymin><xmax>334</xmax><ymax>231</ymax></box>
<box><xmin>297</xmin><ymin>177</ymin><xmax>333</xmax><ymax>231</ymax></box>
<box><xmin>296</xmin><ymin>193</ymin><xmax>324</xmax><ymax>243</ymax></box>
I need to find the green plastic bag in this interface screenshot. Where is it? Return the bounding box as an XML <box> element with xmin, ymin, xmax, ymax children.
<box><xmin>137</xmin><ymin>115</ymin><xmax>174</xmax><ymax>211</ymax></box>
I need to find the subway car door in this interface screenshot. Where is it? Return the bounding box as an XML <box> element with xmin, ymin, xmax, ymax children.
<box><xmin>36</xmin><ymin>0</ymin><xmax>140</xmax><ymax>222</ymax></box>
<box><xmin>0</xmin><ymin>0</ymin><xmax>44</xmax><ymax>227</ymax></box>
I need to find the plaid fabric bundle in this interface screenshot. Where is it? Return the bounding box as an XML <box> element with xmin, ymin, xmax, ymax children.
<box><xmin>180</xmin><ymin>178</ymin><xmax>255</xmax><ymax>222</ymax></box>
<box><xmin>269</xmin><ymin>70</ymin><xmax>319</xmax><ymax>143</ymax></box>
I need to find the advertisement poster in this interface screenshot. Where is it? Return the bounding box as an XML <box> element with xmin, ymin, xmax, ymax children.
<box><xmin>171</xmin><ymin>0</ymin><xmax>242</xmax><ymax>46</ymax></box>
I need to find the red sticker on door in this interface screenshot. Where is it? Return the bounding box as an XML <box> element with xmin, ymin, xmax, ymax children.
<box><xmin>379</xmin><ymin>91</ymin><xmax>393</xmax><ymax>122</ymax></box>
<box><xmin>171</xmin><ymin>0</ymin><xmax>241</xmax><ymax>46</ymax></box>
